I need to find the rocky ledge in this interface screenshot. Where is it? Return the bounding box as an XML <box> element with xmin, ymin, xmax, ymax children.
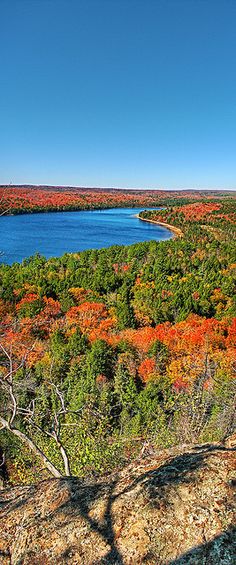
<box><xmin>0</xmin><ymin>439</ymin><xmax>235</xmax><ymax>564</ymax></box>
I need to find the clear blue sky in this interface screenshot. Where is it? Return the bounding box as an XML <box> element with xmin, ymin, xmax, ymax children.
<box><xmin>1</xmin><ymin>0</ymin><xmax>236</xmax><ymax>189</ymax></box>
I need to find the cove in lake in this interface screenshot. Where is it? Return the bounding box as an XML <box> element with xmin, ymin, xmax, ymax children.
<box><xmin>0</xmin><ymin>208</ymin><xmax>172</xmax><ymax>265</ymax></box>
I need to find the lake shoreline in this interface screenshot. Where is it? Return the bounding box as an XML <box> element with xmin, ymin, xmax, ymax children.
<box><xmin>0</xmin><ymin>207</ymin><xmax>173</xmax><ymax>265</ymax></box>
<box><xmin>136</xmin><ymin>213</ymin><xmax>183</xmax><ymax>238</ymax></box>
<box><xmin>0</xmin><ymin>204</ymin><xmax>164</xmax><ymax>218</ymax></box>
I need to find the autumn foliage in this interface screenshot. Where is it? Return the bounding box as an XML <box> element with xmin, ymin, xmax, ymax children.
<box><xmin>0</xmin><ymin>186</ymin><xmax>231</xmax><ymax>215</ymax></box>
<box><xmin>0</xmin><ymin>195</ymin><xmax>235</xmax><ymax>482</ymax></box>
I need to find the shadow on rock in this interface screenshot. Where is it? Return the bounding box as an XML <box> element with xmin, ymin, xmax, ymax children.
<box><xmin>166</xmin><ymin>526</ymin><xmax>236</xmax><ymax>565</ymax></box>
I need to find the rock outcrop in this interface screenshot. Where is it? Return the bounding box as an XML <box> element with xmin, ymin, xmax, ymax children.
<box><xmin>0</xmin><ymin>440</ymin><xmax>235</xmax><ymax>564</ymax></box>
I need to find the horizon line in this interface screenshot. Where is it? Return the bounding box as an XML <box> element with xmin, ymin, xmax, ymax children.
<box><xmin>1</xmin><ymin>183</ymin><xmax>236</xmax><ymax>192</ymax></box>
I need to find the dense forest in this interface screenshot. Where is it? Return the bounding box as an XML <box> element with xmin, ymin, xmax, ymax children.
<box><xmin>0</xmin><ymin>195</ymin><xmax>235</xmax><ymax>483</ymax></box>
<box><xmin>0</xmin><ymin>185</ymin><xmax>233</xmax><ymax>215</ymax></box>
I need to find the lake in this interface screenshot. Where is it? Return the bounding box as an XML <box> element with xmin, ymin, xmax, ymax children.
<box><xmin>0</xmin><ymin>207</ymin><xmax>172</xmax><ymax>264</ymax></box>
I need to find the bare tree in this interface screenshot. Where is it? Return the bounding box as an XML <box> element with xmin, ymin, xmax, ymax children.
<box><xmin>0</xmin><ymin>343</ymin><xmax>73</xmax><ymax>478</ymax></box>
<box><xmin>173</xmin><ymin>352</ymin><xmax>236</xmax><ymax>444</ymax></box>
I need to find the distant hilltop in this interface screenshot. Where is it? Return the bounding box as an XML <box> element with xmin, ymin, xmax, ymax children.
<box><xmin>0</xmin><ymin>185</ymin><xmax>235</xmax><ymax>217</ymax></box>
<box><xmin>1</xmin><ymin>184</ymin><xmax>236</xmax><ymax>196</ymax></box>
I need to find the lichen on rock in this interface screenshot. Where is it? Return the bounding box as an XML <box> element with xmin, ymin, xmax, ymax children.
<box><xmin>0</xmin><ymin>440</ymin><xmax>235</xmax><ymax>564</ymax></box>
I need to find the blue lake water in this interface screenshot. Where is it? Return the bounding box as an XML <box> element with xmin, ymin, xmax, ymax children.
<box><xmin>0</xmin><ymin>208</ymin><xmax>172</xmax><ymax>265</ymax></box>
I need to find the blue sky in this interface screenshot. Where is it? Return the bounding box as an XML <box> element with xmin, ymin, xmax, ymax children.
<box><xmin>1</xmin><ymin>0</ymin><xmax>236</xmax><ymax>189</ymax></box>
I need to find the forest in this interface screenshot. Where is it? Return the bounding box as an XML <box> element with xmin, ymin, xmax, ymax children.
<box><xmin>0</xmin><ymin>194</ymin><xmax>235</xmax><ymax>482</ymax></box>
<box><xmin>0</xmin><ymin>185</ymin><xmax>232</xmax><ymax>215</ymax></box>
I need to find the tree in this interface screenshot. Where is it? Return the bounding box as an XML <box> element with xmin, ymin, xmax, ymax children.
<box><xmin>0</xmin><ymin>342</ymin><xmax>73</xmax><ymax>477</ymax></box>
<box><xmin>116</xmin><ymin>283</ymin><xmax>135</xmax><ymax>329</ymax></box>
<box><xmin>87</xmin><ymin>339</ymin><xmax>115</xmax><ymax>380</ymax></box>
